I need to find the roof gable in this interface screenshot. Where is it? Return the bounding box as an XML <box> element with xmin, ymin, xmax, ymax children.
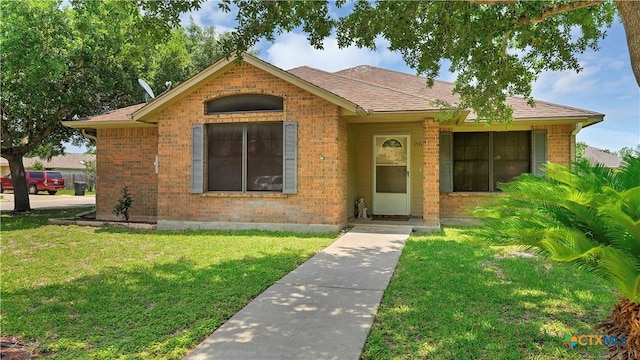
<box><xmin>131</xmin><ymin>54</ymin><xmax>361</xmax><ymax>122</ymax></box>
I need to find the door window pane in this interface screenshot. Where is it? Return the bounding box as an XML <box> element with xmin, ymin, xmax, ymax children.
<box><xmin>376</xmin><ymin>166</ymin><xmax>407</xmax><ymax>193</ymax></box>
<box><xmin>376</xmin><ymin>138</ymin><xmax>407</xmax><ymax>164</ymax></box>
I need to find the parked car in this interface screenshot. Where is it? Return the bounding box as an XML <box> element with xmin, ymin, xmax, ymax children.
<box><xmin>0</xmin><ymin>170</ymin><xmax>65</xmax><ymax>195</ymax></box>
<box><xmin>251</xmin><ymin>175</ymin><xmax>283</xmax><ymax>191</ymax></box>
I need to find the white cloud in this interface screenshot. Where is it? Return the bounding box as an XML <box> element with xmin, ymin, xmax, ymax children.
<box><xmin>180</xmin><ymin>0</ymin><xmax>237</xmax><ymax>30</ymax></box>
<box><xmin>263</xmin><ymin>33</ymin><xmax>405</xmax><ymax>72</ymax></box>
<box><xmin>608</xmin><ymin>59</ymin><xmax>626</xmax><ymax>70</ymax></box>
<box><xmin>534</xmin><ymin>61</ymin><xmax>600</xmax><ymax>96</ymax></box>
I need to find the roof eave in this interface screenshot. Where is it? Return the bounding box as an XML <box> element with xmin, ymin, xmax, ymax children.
<box><xmin>62</xmin><ymin>120</ymin><xmax>158</xmax><ymax>129</ymax></box>
<box><xmin>460</xmin><ymin>114</ymin><xmax>604</xmax><ymax>126</ymax></box>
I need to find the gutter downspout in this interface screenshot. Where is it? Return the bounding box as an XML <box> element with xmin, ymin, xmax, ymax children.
<box><xmin>82</xmin><ymin>129</ymin><xmax>97</xmax><ymax>141</ymax></box>
<box><xmin>570</xmin><ymin>122</ymin><xmax>583</xmax><ymax>167</ymax></box>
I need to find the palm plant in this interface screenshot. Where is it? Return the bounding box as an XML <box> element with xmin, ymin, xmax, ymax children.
<box><xmin>475</xmin><ymin>155</ymin><xmax>640</xmax><ymax>359</ymax></box>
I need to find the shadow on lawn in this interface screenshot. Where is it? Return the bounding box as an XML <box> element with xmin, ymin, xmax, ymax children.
<box><xmin>1</xmin><ymin>208</ymin><xmax>94</xmax><ymax>231</ymax></box>
<box><xmin>2</xmin><ymin>250</ymin><xmax>312</xmax><ymax>359</ymax></box>
<box><xmin>94</xmin><ymin>226</ymin><xmax>337</xmax><ymax>239</ymax></box>
<box><xmin>2</xmin><ymin>208</ymin><xmax>338</xmax><ymax>240</ymax></box>
<box><xmin>363</xmin><ymin>237</ymin><xmax>616</xmax><ymax>359</ymax></box>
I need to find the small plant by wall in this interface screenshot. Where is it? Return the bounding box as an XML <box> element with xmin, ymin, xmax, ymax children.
<box><xmin>113</xmin><ymin>187</ymin><xmax>133</xmax><ymax>222</ymax></box>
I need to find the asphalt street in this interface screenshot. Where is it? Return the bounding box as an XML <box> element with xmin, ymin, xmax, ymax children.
<box><xmin>0</xmin><ymin>193</ymin><xmax>95</xmax><ymax>212</ymax></box>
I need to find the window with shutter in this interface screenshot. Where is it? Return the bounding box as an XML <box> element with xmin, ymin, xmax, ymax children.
<box><xmin>445</xmin><ymin>131</ymin><xmax>543</xmax><ymax>192</ymax></box>
<box><xmin>191</xmin><ymin>121</ymin><xmax>297</xmax><ymax>194</ymax></box>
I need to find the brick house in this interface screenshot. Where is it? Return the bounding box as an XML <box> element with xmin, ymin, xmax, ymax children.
<box><xmin>63</xmin><ymin>54</ymin><xmax>603</xmax><ymax>232</ymax></box>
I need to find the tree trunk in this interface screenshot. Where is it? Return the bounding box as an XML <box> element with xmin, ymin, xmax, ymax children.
<box><xmin>596</xmin><ymin>297</ymin><xmax>640</xmax><ymax>359</ymax></box>
<box><xmin>4</xmin><ymin>154</ymin><xmax>31</xmax><ymax>212</ymax></box>
<box><xmin>616</xmin><ymin>1</ymin><xmax>640</xmax><ymax>87</ymax></box>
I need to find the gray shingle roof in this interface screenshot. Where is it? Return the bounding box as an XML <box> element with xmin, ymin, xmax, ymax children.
<box><xmin>79</xmin><ymin>103</ymin><xmax>145</xmax><ymax>122</ymax></box>
<box><xmin>291</xmin><ymin>65</ymin><xmax>603</xmax><ymax>121</ymax></box>
<box><xmin>23</xmin><ymin>153</ymin><xmax>96</xmax><ymax>170</ymax></box>
<box><xmin>75</xmin><ymin>58</ymin><xmax>604</xmax><ymax>123</ymax></box>
<box><xmin>584</xmin><ymin>146</ymin><xmax>623</xmax><ymax>167</ymax></box>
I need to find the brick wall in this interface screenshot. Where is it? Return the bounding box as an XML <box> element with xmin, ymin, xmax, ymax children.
<box><xmin>440</xmin><ymin>192</ymin><xmax>497</xmax><ymax>219</ymax></box>
<box><xmin>422</xmin><ymin>119</ymin><xmax>440</xmax><ymax>226</ymax></box>
<box><xmin>440</xmin><ymin>124</ymin><xmax>573</xmax><ymax>219</ymax></box>
<box><xmin>96</xmin><ymin>127</ymin><xmax>158</xmax><ymax>221</ymax></box>
<box><xmin>156</xmin><ymin>62</ymin><xmax>346</xmax><ymax>227</ymax></box>
<box><xmin>535</xmin><ymin>124</ymin><xmax>573</xmax><ymax>166</ymax></box>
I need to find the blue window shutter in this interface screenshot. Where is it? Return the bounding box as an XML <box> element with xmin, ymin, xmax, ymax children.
<box><xmin>191</xmin><ymin>124</ymin><xmax>204</xmax><ymax>193</ymax></box>
<box><xmin>532</xmin><ymin>130</ymin><xmax>548</xmax><ymax>176</ymax></box>
<box><xmin>439</xmin><ymin>132</ymin><xmax>453</xmax><ymax>192</ymax></box>
<box><xmin>282</xmin><ymin>121</ymin><xmax>298</xmax><ymax>194</ymax></box>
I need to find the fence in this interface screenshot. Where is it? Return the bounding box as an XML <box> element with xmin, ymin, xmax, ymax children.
<box><xmin>64</xmin><ymin>173</ymin><xmax>95</xmax><ymax>191</ymax></box>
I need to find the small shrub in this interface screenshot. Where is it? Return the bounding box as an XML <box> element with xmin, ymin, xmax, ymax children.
<box><xmin>112</xmin><ymin>187</ymin><xmax>133</xmax><ymax>222</ymax></box>
<box><xmin>27</xmin><ymin>160</ymin><xmax>45</xmax><ymax>170</ymax></box>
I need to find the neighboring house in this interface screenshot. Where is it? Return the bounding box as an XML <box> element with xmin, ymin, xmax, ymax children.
<box><xmin>0</xmin><ymin>158</ymin><xmax>8</xmax><ymax>177</ymax></box>
<box><xmin>24</xmin><ymin>153</ymin><xmax>95</xmax><ymax>190</ymax></box>
<box><xmin>1</xmin><ymin>154</ymin><xmax>95</xmax><ymax>189</ymax></box>
<box><xmin>583</xmin><ymin>146</ymin><xmax>624</xmax><ymax>168</ymax></box>
<box><xmin>63</xmin><ymin>54</ymin><xmax>604</xmax><ymax>231</ymax></box>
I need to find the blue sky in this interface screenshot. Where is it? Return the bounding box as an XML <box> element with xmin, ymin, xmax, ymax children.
<box><xmin>177</xmin><ymin>0</ymin><xmax>640</xmax><ymax>153</ymax></box>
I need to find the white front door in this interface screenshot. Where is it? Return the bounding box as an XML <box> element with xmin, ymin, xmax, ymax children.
<box><xmin>373</xmin><ymin>135</ymin><xmax>410</xmax><ymax>216</ymax></box>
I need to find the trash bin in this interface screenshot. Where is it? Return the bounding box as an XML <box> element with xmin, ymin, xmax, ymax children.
<box><xmin>74</xmin><ymin>181</ymin><xmax>87</xmax><ymax>196</ymax></box>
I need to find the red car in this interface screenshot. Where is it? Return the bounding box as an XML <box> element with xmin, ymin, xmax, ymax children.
<box><xmin>0</xmin><ymin>170</ymin><xmax>65</xmax><ymax>195</ymax></box>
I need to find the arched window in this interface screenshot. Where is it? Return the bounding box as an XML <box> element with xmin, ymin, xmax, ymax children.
<box><xmin>382</xmin><ymin>138</ymin><xmax>403</xmax><ymax>148</ymax></box>
<box><xmin>206</xmin><ymin>94</ymin><xmax>283</xmax><ymax>114</ymax></box>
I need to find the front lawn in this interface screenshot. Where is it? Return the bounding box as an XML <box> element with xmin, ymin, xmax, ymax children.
<box><xmin>1</xmin><ymin>209</ymin><xmax>335</xmax><ymax>359</ymax></box>
<box><xmin>56</xmin><ymin>189</ymin><xmax>96</xmax><ymax>195</ymax></box>
<box><xmin>362</xmin><ymin>228</ymin><xmax>618</xmax><ymax>360</ymax></box>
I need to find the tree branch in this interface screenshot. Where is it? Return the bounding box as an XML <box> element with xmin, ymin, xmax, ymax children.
<box><xmin>516</xmin><ymin>1</ymin><xmax>605</xmax><ymax>26</ymax></box>
<box><xmin>14</xmin><ymin>125</ymin><xmax>54</xmax><ymax>155</ymax></box>
<box><xmin>469</xmin><ymin>0</ymin><xmax>517</xmax><ymax>4</ymax></box>
<box><xmin>1</xmin><ymin>105</ymin><xmax>16</xmax><ymax>155</ymax></box>
<box><xmin>503</xmin><ymin>30</ymin><xmax>512</xmax><ymax>54</ymax></box>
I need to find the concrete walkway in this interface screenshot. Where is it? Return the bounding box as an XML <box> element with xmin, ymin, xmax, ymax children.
<box><xmin>183</xmin><ymin>225</ymin><xmax>412</xmax><ymax>360</ymax></box>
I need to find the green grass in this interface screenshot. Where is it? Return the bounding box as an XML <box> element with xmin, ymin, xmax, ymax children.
<box><xmin>1</xmin><ymin>208</ymin><xmax>336</xmax><ymax>359</ymax></box>
<box><xmin>55</xmin><ymin>189</ymin><xmax>96</xmax><ymax>195</ymax></box>
<box><xmin>3</xmin><ymin>213</ymin><xmax>619</xmax><ymax>359</ymax></box>
<box><xmin>362</xmin><ymin>228</ymin><xmax>618</xmax><ymax>360</ymax></box>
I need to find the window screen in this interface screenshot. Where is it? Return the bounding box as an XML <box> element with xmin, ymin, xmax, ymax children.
<box><xmin>208</xmin><ymin>124</ymin><xmax>243</xmax><ymax>191</ymax></box>
<box><xmin>493</xmin><ymin>131</ymin><xmax>530</xmax><ymax>190</ymax></box>
<box><xmin>452</xmin><ymin>131</ymin><xmax>532</xmax><ymax>192</ymax></box>
<box><xmin>453</xmin><ymin>132</ymin><xmax>489</xmax><ymax>191</ymax></box>
<box><xmin>247</xmin><ymin>123</ymin><xmax>283</xmax><ymax>191</ymax></box>
<box><xmin>207</xmin><ymin>122</ymin><xmax>283</xmax><ymax>192</ymax></box>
